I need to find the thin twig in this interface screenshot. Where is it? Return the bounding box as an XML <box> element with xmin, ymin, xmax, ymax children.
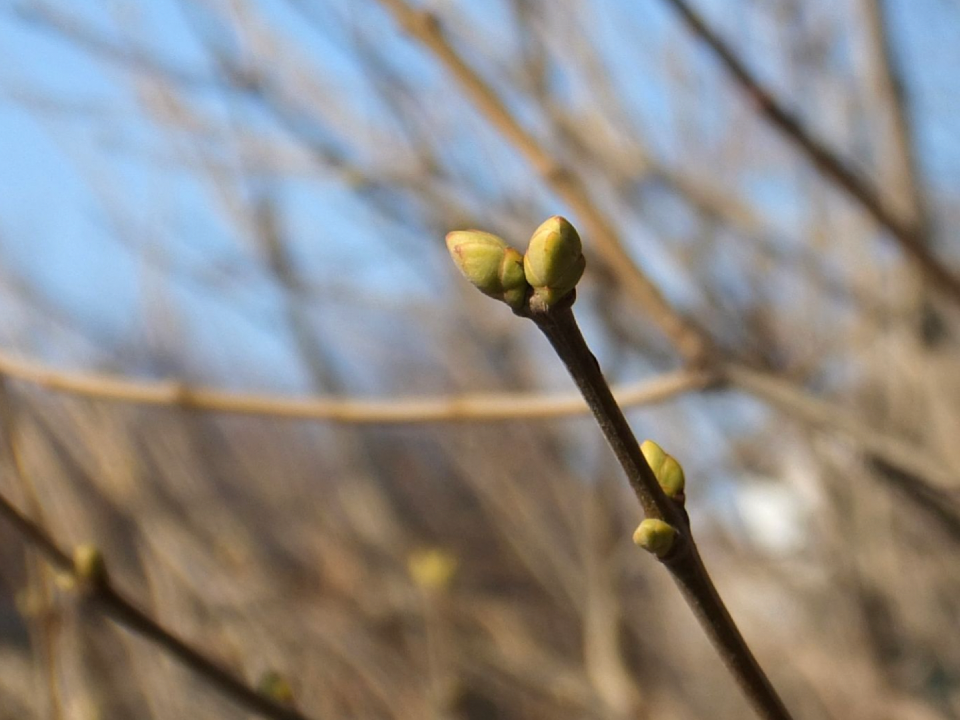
<box><xmin>0</xmin><ymin>492</ymin><xmax>316</xmax><ymax>720</ymax></box>
<box><xmin>859</xmin><ymin>0</ymin><xmax>927</xmax><ymax>233</ymax></box>
<box><xmin>0</xmin><ymin>349</ymin><xmax>710</xmax><ymax>423</ymax></box>
<box><xmin>374</xmin><ymin>0</ymin><xmax>711</xmax><ymax>361</ymax></box>
<box><xmin>0</xmin><ymin>377</ymin><xmax>68</xmax><ymax>718</ymax></box>
<box><xmin>523</xmin><ymin>296</ymin><xmax>794</xmax><ymax>720</ymax></box>
<box><xmin>660</xmin><ymin>0</ymin><xmax>960</xmax><ymax>306</ymax></box>
<box><xmin>4</xmin><ymin>348</ymin><xmax>955</xmax><ymax>501</ymax></box>
<box><xmin>723</xmin><ymin>365</ymin><xmax>960</xmax><ymax>502</ymax></box>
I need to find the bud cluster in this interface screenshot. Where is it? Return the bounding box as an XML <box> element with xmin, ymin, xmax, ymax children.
<box><xmin>633</xmin><ymin>441</ymin><xmax>687</xmax><ymax>559</ymax></box>
<box><xmin>445</xmin><ymin>216</ymin><xmax>585</xmax><ymax>311</ymax></box>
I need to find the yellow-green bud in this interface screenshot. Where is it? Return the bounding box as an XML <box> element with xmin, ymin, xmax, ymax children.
<box><xmin>407</xmin><ymin>547</ymin><xmax>458</xmax><ymax>592</ymax></box>
<box><xmin>632</xmin><ymin>519</ymin><xmax>677</xmax><ymax>558</ymax></box>
<box><xmin>523</xmin><ymin>216</ymin><xmax>585</xmax><ymax>307</ymax></box>
<box><xmin>73</xmin><ymin>544</ymin><xmax>107</xmax><ymax>587</ymax></box>
<box><xmin>446</xmin><ymin>230</ymin><xmax>529</xmax><ymax>309</ymax></box>
<box><xmin>258</xmin><ymin>671</ymin><xmax>295</xmax><ymax>704</ymax></box>
<box><xmin>640</xmin><ymin>439</ymin><xmax>685</xmax><ymax>499</ymax></box>
<box><xmin>15</xmin><ymin>587</ymin><xmax>47</xmax><ymax>617</ymax></box>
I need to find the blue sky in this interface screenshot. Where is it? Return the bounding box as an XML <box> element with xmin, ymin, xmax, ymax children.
<box><xmin>3</xmin><ymin>0</ymin><xmax>959</xmax><ymax>555</ymax></box>
<box><xmin>1</xmin><ymin>0</ymin><xmax>958</xmax><ymax>387</ymax></box>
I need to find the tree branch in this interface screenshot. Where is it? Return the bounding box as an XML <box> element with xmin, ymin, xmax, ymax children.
<box><xmin>0</xmin><ymin>348</ymin><xmax>711</xmax><ymax>423</ymax></box>
<box><xmin>523</xmin><ymin>297</ymin><xmax>794</xmax><ymax>720</ymax></box>
<box><xmin>660</xmin><ymin>0</ymin><xmax>960</xmax><ymax>306</ymax></box>
<box><xmin>0</xmin><ymin>491</ymin><xmax>315</xmax><ymax>720</ymax></box>
<box><xmin>724</xmin><ymin>364</ymin><xmax>960</xmax><ymax>530</ymax></box>
<box><xmin>4</xmin><ymin>348</ymin><xmax>956</xmax><ymax>512</ymax></box>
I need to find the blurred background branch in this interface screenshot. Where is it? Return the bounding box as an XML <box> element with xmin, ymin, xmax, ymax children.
<box><xmin>1</xmin><ymin>1</ymin><xmax>959</xmax><ymax>718</ymax></box>
<box><xmin>661</xmin><ymin>0</ymin><xmax>960</xmax><ymax>305</ymax></box>
<box><xmin>0</xmin><ymin>487</ymin><xmax>314</xmax><ymax>720</ymax></box>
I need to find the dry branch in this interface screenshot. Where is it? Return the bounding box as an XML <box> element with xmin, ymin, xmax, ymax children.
<box><xmin>0</xmin><ymin>492</ymin><xmax>315</xmax><ymax>720</ymax></box>
<box><xmin>0</xmin><ymin>349</ymin><xmax>709</xmax><ymax>423</ymax></box>
<box><xmin>661</xmin><ymin>0</ymin><xmax>960</xmax><ymax>305</ymax></box>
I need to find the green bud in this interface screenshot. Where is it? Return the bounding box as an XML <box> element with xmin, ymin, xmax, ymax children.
<box><xmin>640</xmin><ymin>439</ymin><xmax>685</xmax><ymax>499</ymax></box>
<box><xmin>523</xmin><ymin>216</ymin><xmax>585</xmax><ymax>307</ymax></box>
<box><xmin>446</xmin><ymin>230</ymin><xmax>529</xmax><ymax>309</ymax></box>
<box><xmin>632</xmin><ymin>519</ymin><xmax>677</xmax><ymax>558</ymax></box>
<box><xmin>73</xmin><ymin>544</ymin><xmax>107</xmax><ymax>587</ymax></box>
<box><xmin>258</xmin><ymin>671</ymin><xmax>295</xmax><ymax>704</ymax></box>
<box><xmin>407</xmin><ymin>547</ymin><xmax>458</xmax><ymax>592</ymax></box>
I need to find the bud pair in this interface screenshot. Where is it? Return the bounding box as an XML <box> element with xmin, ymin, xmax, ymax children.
<box><xmin>445</xmin><ymin>216</ymin><xmax>585</xmax><ymax>310</ymax></box>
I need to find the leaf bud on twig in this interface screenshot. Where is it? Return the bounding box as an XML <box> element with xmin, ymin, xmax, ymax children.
<box><xmin>445</xmin><ymin>230</ymin><xmax>529</xmax><ymax>309</ymax></box>
<box><xmin>258</xmin><ymin>670</ymin><xmax>295</xmax><ymax>705</ymax></box>
<box><xmin>632</xmin><ymin>519</ymin><xmax>677</xmax><ymax>558</ymax></box>
<box><xmin>407</xmin><ymin>547</ymin><xmax>458</xmax><ymax>592</ymax></box>
<box><xmin>72</xmin><ymin>543</ymin><xmax>108</xmax><ymax>589</ymax></box>
<box><xmin>640</xmin><ymin>439</ymin><xmax>686</xmax><ymax>501</ymax></box>
<box><xmin>523</xmin><ymin>216</ymin><xmax>585</xmax><ymax>308</ymax></box>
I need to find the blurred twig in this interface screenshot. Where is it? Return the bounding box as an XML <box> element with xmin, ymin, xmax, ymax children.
<box><xmin>0</xmin><ymin>378</ymin><xmax>65</xmax><ymax>718</ymax></box>
<box><xmin>3</xmin><ymin>348</ymin><xmax>956</xmax><ymax>506</ymax></box>
<box><xmin>859</xmin><ymin>0</ymin><xmax>927</xmax><ymax>234</ymax></box>
<box><xmin>725</xmin><ymin>364</ymin><xmax>960</xmax><ymax>527</ymax></box>
<box><xmin>660</xmin><ymin>0</ymin><xmax>960</xmax><ymax>306</ymax></box>
<box><xmin>0</xmin><ymin>349</ymin><xmax>710</xmax><ymax>422</ymax></box>
<box><xmin>0</xmin><ymin>491</ymin><xmax>316</xmax><ymax>720</ymax></box>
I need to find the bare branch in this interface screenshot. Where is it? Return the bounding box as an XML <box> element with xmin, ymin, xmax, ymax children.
<box><xmin>522</xmin><ymin>297</ymin><xmax>794</xmax><ymax>720</ymax></box>
<box><xmin>4</xmin><ymin>346</ymin><xmax>954</xmax><ymax>513</ymax></box>
<box><xmin>725</xmin><ymin>364</ymin><xmax>960</xmax><ymax>496</ymax></box>
<box><xmin>660</xmin><ymin>0</ymin><xmax>960</xmax><ymax>306</ymax></box>
<box><xmin>0</xmin><ymin>492</ymin><xmax>315</xmax><ymax>720</ymax></box>
<box><xmin>0</xmin><ymin>349</ymin><xmax>709</xmax><ymax>423</ymax></box>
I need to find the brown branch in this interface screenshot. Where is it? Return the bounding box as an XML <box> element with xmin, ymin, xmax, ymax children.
<box><xmin>0</xmin><ymin>377</ymin><xmax>67</xmax><ymax>718</ymax></box>
<box><xmin>660</xmin><ymin>0</ymin><xmax>960</xmax><ymax>306</ymax></box>
<box><xmin>523</xmin><ymin>297</ymin><xmax>794</xmax><ymax>720</ymax></box>
<box><xmin>869</xmin><ymin>458</ymin><xmax>960</xmax><ymax>545</ymax></box>
<box><xmin>0</xmin><ymin>349</ymin><xmax>711</xmax><ymax>423</ymax></box>
<box><xmin>4</xmin><ymin>347</ymin><xmax>955</xmax><ymax>505</ymax></box>
<box><xmin>0</xmin><ymin>492</ymin><xmax>315</xmax><ymax>720</ymax></box>
<box><xmin>374</xmin><ymin>0</ymin><xmax>712</xmax><ymax>361</ymax></box>
<box><xmin>859</xmin><ymin>0</ymin><xmax>927</xmax><ymax>233</ymax></box>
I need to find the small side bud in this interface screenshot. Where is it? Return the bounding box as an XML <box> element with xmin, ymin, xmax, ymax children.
<box><xmin>407</xmin><ymin>548</ymin><xmax>458</xmax><ymax>592</ymax></box>
<box><xmin>523</xmin><ymin>216</ymin><xmax>585</xmax><ymax>307</ymax></box>
<box><xmin>632</xmin><ymin>519</ymin><xmax>677</xmax><ymax>558</ymax></box>
<box><xmin>446</xmin><ymin>230</ymin><xmax>529</xmax><ymax>309</ymax></box>
<box><xmin>258</xmin><ymin>670</ymin><xmax>295</xmax><ymax>705</ymax></box>
<box><xmin>72</xmin><ymin>544</ymin><xmax>108</xmax><ymax>588</ymax></box>
<box><xmin>640</xmin><ymin>439</ymin><xmax>685</xmax><ymax>500</ymax></box>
